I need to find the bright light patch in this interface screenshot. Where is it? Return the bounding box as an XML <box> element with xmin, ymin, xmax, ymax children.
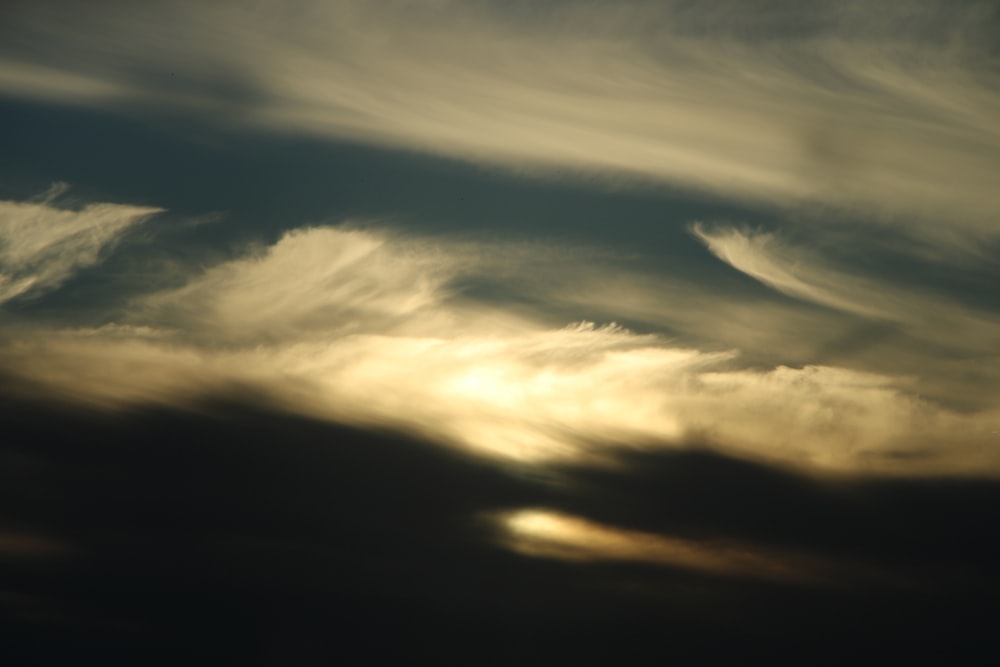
<box><xmin>497</xmin><ymin>509</ymin><xmax>824</xmax><ymax>583</ymax></box>
<box><xmin>1</xmin><ymin>221</ymin><xmax>998</xmax><ymax>474</ymax></box>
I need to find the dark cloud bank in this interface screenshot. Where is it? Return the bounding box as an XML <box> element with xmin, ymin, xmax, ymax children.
<box><xmin>2</xmin><ymin>387</ymin><xmax>998</xmax><ymax>666</ymax></box>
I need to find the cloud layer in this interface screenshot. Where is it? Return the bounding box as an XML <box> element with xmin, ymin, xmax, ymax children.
<box><xmin>2</xmin><ymin>212</ymin><xmax>996</xmax><ymax>475</ymax></box>
<box><xmin>2</xmin><ymin>0</ymin><xmax>998</xmax><ymax>240</ymax></box>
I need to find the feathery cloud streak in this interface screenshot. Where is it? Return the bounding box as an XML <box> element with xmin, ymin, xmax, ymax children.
<box><xmin>692</xmin><ymin>223</ymin><xmax>1000</xmax><ymax>333</ymax></box>
<box><xmin>0</xmin><ymin>186</ymin><xmax>161</xmax><ymax>304</ymax></box>
<box><xmin>1</xmin><ymin>1</ymin><xmax>998</xmax><ymax>238</ymax></box>
<box><xmin>496</xmin><ymin>508</ymin><xmax>865</xmax><ymax>585</ymax></box>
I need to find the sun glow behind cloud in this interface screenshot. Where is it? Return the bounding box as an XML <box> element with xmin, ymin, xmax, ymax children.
<box><xmin>496</xmin><ymin>508</ymin><xmax>833</xmax><ymax>584</ymax></box>
<box><xmin>2</xmin><ymin>200</ymin><xmax>997</xmax><ymax>475</ymax></box>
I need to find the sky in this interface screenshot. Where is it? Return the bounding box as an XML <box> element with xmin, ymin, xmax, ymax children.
<box><xmin>1</xmin><ymin>0</ymin><xmax>999</xmax><ymax>663</ymax></box>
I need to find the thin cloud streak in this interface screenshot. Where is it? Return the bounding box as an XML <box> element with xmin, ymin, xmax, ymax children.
<box><xmin>1</xmin><ymin>1</ymin><xmax>998</xmax><ymax>241</ymax></box>
<box><xmin>0</xmin><ymin>187</ymin><xmax>161</xmax><ymax>305</ymax></box>
<box><xmin>496</xmin><ymin>508</ymin><xmax>856</xmax><ymax>585</ymax></box>
<box><xmin>692</xmin><ymin>223</ymin><xmax>1000</xmax><ymax>336</ymax></box>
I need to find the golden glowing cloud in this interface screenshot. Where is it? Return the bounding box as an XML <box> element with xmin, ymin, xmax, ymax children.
<box><xmin>496</xmin><ymin>509</ymin><xmax>826</xmax><ymax>583</ymax></box>
<box><xmin>2</xmin><ymin>222</ymin><xmax>998</xmax><ymax>475</ymax></box>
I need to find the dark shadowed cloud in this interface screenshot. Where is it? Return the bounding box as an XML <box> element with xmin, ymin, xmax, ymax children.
<box><xmin>1</xmin><ymin>389</ymin><xmax>998</xmax><ymax>665</ymax></box>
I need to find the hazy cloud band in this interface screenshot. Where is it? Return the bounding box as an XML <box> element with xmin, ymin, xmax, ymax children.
<box><xmin>2</xmin><ymin>0</ymin><xmax>998</xmax><ymax>240</ymax></box>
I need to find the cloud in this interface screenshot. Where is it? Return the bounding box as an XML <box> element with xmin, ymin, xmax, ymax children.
<box><xmin>4</xmin><ymin>393</ymin><xmax>998</xmax><ymax>663</ymax></box>
<box><xmin>692</xmin><ymin>224</ymin><xmax>1000</xmax><ymax>412</ymax></box>
<box><xmin>0</xmin><ymin>186</ymin><xmax>161</xmax><ymax>304</ymax></box>
<box><xmin>139</xmin><ymin>226</ymin><xmax>458</xmax><ymax>343</ymax></box>
<box><xmin>0</xmin><ymin>532</ymin><xmax>72</xmax><ymax>557</ymax></box>
<box><xmin>495</xmin><ymin>508</ymin><xmax>834</xmax><ymax>584</ymax></box>
<box><xmin>2</xmin><ymin>222</ymin><xmax>997</xmax><ymax>475</ymax></box>
<box><xmin>690</xmin><ymin>223</ymin><xmax>998</xmax><ymax>327</ymax></box>
<box><xmin>690</xmin><ymin>223</ymin><xmax>1000</xmax><ymax>400</ymax></box>
<box><xmin>2</xmin><ymin>1</ymin><xmax>998</xmax><ymax>240</ymax></box>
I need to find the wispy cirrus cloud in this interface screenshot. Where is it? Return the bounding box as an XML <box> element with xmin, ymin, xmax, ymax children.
<box><xmin>692</xmin><ymin>223</ymin><xmax>999</xmax><ymax>330</ymax></box>
<box><xmin>690</xmin><ymin>222</ymin><xmax>1000</xmax><ymax>408</ymax></box>
<box><xmin>0</xmin><ymin>185</ymin><xmax>161</xmax><ymax>305</ymax></box>
<box><xmin>694</xmin><ymin>223</ymin><xmax>999</xmax><ymax>341</ymax></box>
<box><xmin>138</xmin><ymin>226</ymin><xmax>457</xmax><ymax>344</ymax></box>
<box><xmin>2</xmin><ymin>1</ymin><xmax>997</xmax><ymax>241</ymax></box>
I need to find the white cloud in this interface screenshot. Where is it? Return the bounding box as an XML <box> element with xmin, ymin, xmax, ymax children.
<box><xmin>688</xmin><ymin>223</ymin><xmax>1000</xmax><ymax>412</ymax></box>
<box><xmin>691</xmin><ymin>223</ymin><xmax>1000</xmax><ymax>347</ymax></box>
<box><xmin>0</xmin><ymin>188</ymin><xmax>162</xmax><ymax>304</ymax></box>
<box><xmin>2</xmin><ymin>223</ymin><xmax>998</xmax><ymax>476</ymax></box>
<box><xmin>2</xmin><ymin>1</ymin><xmax>998</xmax><ymax>240</ymax></box>
<box><xmin>139</xmin><ymin>226</ymin><xmax>458</xmax><ymax>343</ymax></box>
